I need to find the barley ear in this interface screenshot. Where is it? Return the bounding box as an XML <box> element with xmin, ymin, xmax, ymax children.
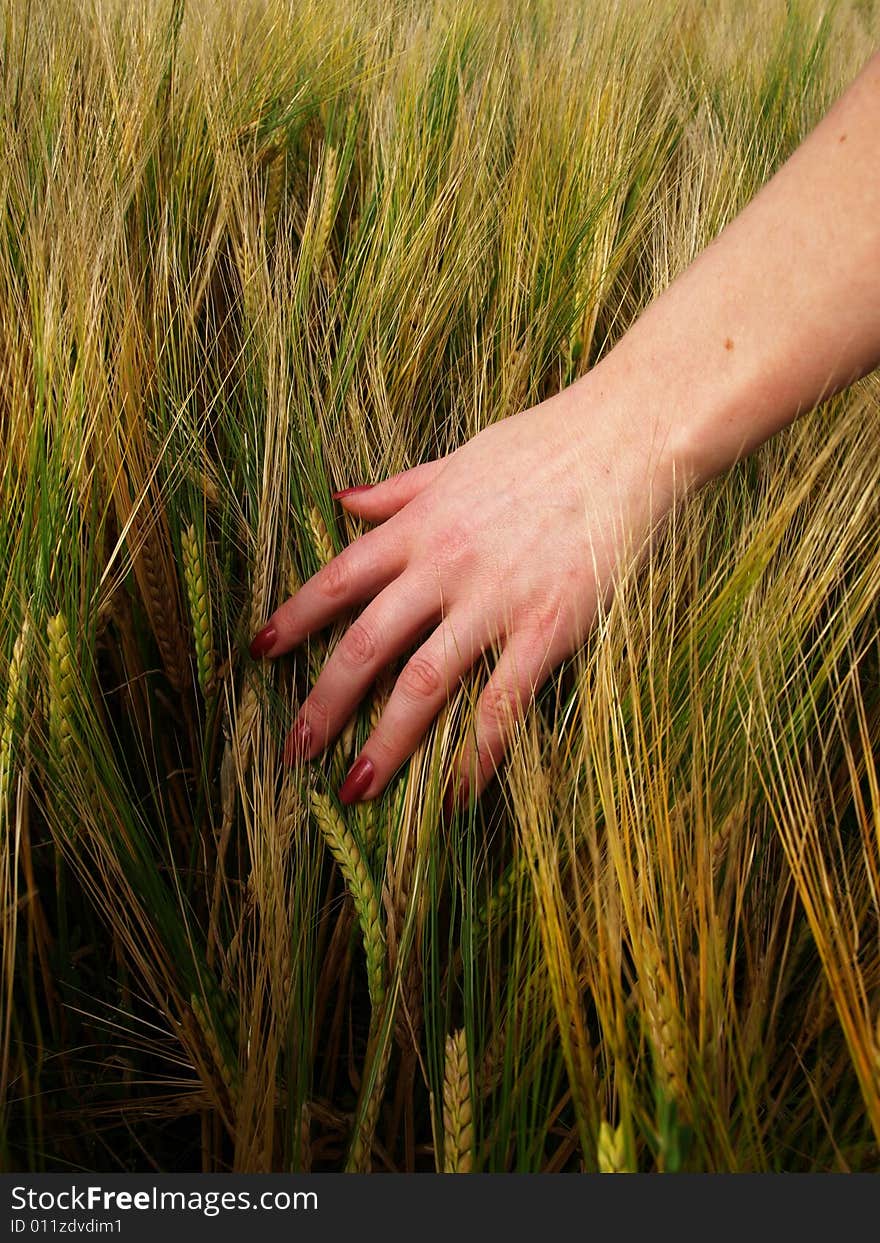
<box><xmin>346</xmin><ymin>1031</ymin><xmax>393</xmax><ymax>1174</ymax></box>
<box><xmin>191</xmin><ymin>993</ymin><xmax>239</xmax><ymax>1103</ymax></box>
<box><xmin>443</xmin><ymin>1028</ymin><xmax>473</xmax><ymax>1173</ymax></box>
<box><xmin>47</xmin><ymin>612</ymin><xmax>75</xmax><ymax>760</ymax></box>
<box><xmin>310</xmin><ymin>790</ymin><xmax>385</xmax><ymax>1014</ymax></box>
<box><xmin>1</xmin><ymin>621</ymin><xmax>29</xmax><ymax>806</ymax></box>
<box><xmin>308</xmin><ymin>506</ymin><xmax>334</xmax><ymax>567</ymax></box>
<box><xmin>597</xmin><ymin>1120</ymin><xmax>629</xmax><ymax>1173</ymax></box>
<box><xmin>264</xmin><ymin>146</ymin><xmax>286</xmax><ymax>249</ymax></box>
<box><xmin>314</xmin><ymin>144</ymin><xmax>337</xmax><ymax>284</ymax></box>
<box><xmin>181</xmin><ymin>523</ymin><xmax>216</xmax><ymax>697</ymax></box>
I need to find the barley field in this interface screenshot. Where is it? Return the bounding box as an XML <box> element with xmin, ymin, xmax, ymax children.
<box><xmin>2</xmin><ymin>0</ymin><xmax>879</xmax><ymax>1173</ymax></box>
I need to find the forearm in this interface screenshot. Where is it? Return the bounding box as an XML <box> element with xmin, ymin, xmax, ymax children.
<box><xmin>570</xmin><ymin>50</ymin><xmax>880</xmax><ymax>496</ymax></box>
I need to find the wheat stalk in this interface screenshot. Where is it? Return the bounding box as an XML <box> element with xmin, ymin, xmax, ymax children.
<box><xmin>181</xmin><ymin>523</ymin><xmax>216</xmax><ymax>697</ymax></box>
<box><xmin>443</xmin><ymin>1028</ymin><xmax>473</xmax><ymax>1173</ymax></box>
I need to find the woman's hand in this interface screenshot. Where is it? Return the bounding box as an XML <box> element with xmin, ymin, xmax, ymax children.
<box><xmin>249</xmin><ymin>379</ymin><xmax>673</xmax><ymax>810</ymax></box>
<box><xmin>251</xmin><ymin>50</ymin><xmax>880</xmax><ymax>811</ymax></box>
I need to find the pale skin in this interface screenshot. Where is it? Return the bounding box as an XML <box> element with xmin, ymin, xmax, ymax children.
<box><xmin>250</xmin><ymin>51</ymin><xmax>880</xmax><ymax>811</ymax></box>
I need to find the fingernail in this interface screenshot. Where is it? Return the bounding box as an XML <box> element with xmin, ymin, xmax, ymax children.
<box><xmin>249</xmin><ymin>624</ymin><xmax>277</xmax><ymax>659</ymax></box>
<box><xmin>332</xmin><ymin>484</ymin><xmax>375</xmax><ymax>500</ymax></box>
<box><xmin>283</xmin><ymin>718</ymin><xmax>312</xmax><ymax>765</ymax></box>
<box><xmin>338</xmin><ymin>756</ymin><xmax>374</xmax><ymax>805</ymax></box>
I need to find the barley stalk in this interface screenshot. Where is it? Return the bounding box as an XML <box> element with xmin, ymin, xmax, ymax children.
<box><xmin>310</xmin><ymin>790</ymin><xmax>385</xmax><ymax>1013</ymax></box>
<box><xmin>443</xmin><ymin>1029</ymin><xmax>473</xmax><ymax>1173</ymax></box>
<box><xmin>181</xmin><ymin>523</ymin><xmax>216</xmax><ymax>697</ymax></box>
<box><xmin>47</xmin><ymin>613</ymin><xmax>74</xmax><ymax>760</ymax></box>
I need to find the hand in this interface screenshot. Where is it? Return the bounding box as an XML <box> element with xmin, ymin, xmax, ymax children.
<box><xmin>249</xmin><ymin>379</ymin><xmax>674</xmax><ymax>810</ymax></box>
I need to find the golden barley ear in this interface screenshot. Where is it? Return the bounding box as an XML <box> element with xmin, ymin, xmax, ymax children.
<box><xmin>47</xmin><ymin>612</ymin><xmax>75</xmax><ymax>761</ymax></box>
<box><xmin>263</xmin><ymin>144</ymin><xmax>287</xmax><ymax>249</ymax></box>
<box><xmin>191</xmin><ymin>992</ymin><xmax>240</xmax><ymax>1105</ymax></box>
<box><xmin>443</xmin><ymin>1028</ymin><xmax>473</xmax><ymax>1173</ymax></box>
<box><xmin>308</xmin><ymin>505</ymin><xmax>335</xmax><ymax>568</ymax></box>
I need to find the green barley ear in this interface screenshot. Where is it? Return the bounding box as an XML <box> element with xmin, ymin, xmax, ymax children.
<box><xmin>597</xmin><ymin>1120</ymin><xmax>629</xmax><ymax>1173</ymax></box>
<box><xmin>310</xmin><ymin>789</ymin><xmax>385</xmax><ymax>1014</ymax></box>
<box><xmin>0</xmin><ymin>620</ymin><xmax>29</xmax><ymax>802</ymax></box>
<box><xmin>443</xmin><ymin>1029</ymin><xmax>473</xmax><ymax>1173</ymax></box>
<box><xmin>181</xmin><ymin>523</ymin><xmax>216</xmax><ymax>697</ymax></box>
<box><xmin>475</xmin><ymin>856</ymin><xmax>526</xmax><ymax>943</ymax></box>
<box><xmin>47</xmin><ymin>612</ymin><xmax>74</xmax><ymax>760</ymax></box>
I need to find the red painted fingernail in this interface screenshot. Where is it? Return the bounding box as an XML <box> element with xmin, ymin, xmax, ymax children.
<box><xmin>249</xmin><ymin>624</ymin><xmax>277</xmax><ymax>659</ymax></box>
<box><xmin>332</xmin><ymin>484</ymin><xmax>375</xmax><ymax>500</ymax></box>
<box><xmin>338</xmin><ymin>756</ymin><xmax>374</xmax><ymax>805</ymax></box>
<box><xmin>283</xmin><ymin>718</ymin><xmax>312</xmax><ymax>765</ymax></box>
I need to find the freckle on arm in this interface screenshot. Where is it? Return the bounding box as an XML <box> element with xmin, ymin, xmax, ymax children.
<box><xmin>724</xmin><ymin>338</ymin><xmax>734</xmax><ymax>351</ymax></box>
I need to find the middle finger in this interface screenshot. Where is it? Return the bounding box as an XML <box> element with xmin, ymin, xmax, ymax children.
<box><xmin>284</xmin><ymin>570</ymin><xmax>438</xmax><ymax>761</ymax></box>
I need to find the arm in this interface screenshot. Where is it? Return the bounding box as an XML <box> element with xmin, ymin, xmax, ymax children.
<box><xmin>251</xmin><ymin>51</ymin><xmax>880</xmax><ymax>810</ymax></box>
<box><xmin>589</xmin><ymin>49</ymin><xmax>880</xmax><ymax>494</ymax></box>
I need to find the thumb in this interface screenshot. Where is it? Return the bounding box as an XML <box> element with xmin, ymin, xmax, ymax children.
<box><xmin>332</xmin><ymin>456</ymin><xmax>449</xmax><ymax>522</ymax></box>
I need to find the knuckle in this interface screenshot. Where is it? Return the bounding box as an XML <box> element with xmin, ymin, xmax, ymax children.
<box><xmin>366</xmin><ymin>728</ymin><xmax>396</xmax><ymax>763</ymax></box>
<box><xmin>318</xmin><ymin>554</ymin><xmax>351</xmax><ymax>600</ymax></box>
<box><xmin>481</xmin><ymin>681</ymin><xmax>520</xmax><ymax>731</ymax></box>
<box><xmin>400</xmin><ymin>655</ymin><xmax>442</xmax><ymax>699</ymax></box>
<box><xmin>428</xmin><ymin>520</ymin><xmax>473</xmax><ymax>570</ymax></box>
<box><xmin>303</xmin><ymin>691</ymin><xmax>330</xmax><ymax>728</ymax></box>
<box><xmin>340</xmin><ymin>619</ymin><xmax>376</xmax><ymax>666</ymax></box>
